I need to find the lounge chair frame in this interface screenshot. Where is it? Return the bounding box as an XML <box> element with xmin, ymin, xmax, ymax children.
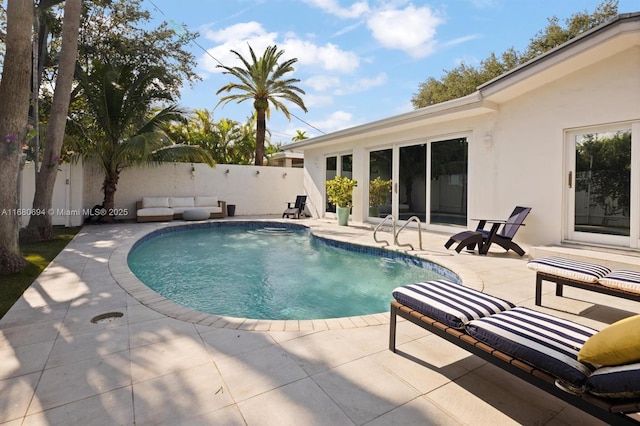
<box><xmin>389</xmin><ymin>301</ymin><xmax>640</xmax><ymax>425</ymax></box>
<box><xmin>282</xmin><ymin>195</ymin><xmax>307</xmax><ymax>219</ymax></box>
<box><xmin>535</xmin><ymin>271</ymin><xmax>640</xmax><ymax>306</ymax></box>
<box><xmin>445</xmin><ymin>206</ymin><xmax>531</xmax><ymax>256</ymax></box>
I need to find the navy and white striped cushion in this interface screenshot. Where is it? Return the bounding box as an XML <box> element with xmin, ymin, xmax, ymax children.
<box><xmin>392</xmin><ymin>280</ymin><xmax>515</xmax><ymax>329</ymax></box>
<box><xmin>527</xmin><ymin>256</ymin><xmax>611</xmax><ymax>283</ymax></box>
<box><xmin>466</xmin><ymin>307</ymin><xmax>598</xmax><ymax>387</ymax></box>
<box><xmin>598</xmin><ymin>270</ymin><xmax>640</xmax><ymax>295</ymax></box>
<box><xmin>586</xmin><ymin>362</ymin><xmax>640</xmax><ymax>398</ymax></box>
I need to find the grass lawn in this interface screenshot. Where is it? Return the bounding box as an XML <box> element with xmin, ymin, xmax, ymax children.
<box><xmin>1</xmin><ymin>227</ymin><xmax>80</xmax><ymax>319</ymax></box>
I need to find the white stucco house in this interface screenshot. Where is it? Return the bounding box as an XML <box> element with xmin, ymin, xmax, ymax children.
<box><xmin>285</xmin><ymin>12</ymin><xmax>640</xmax><ymax>250</ymax></box>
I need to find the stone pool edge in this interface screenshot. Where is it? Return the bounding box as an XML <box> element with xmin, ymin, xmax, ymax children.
<box><xmin>109</xmin><ymin>219</ymin><xmax>484</xmax><ymax>332</ymax></box>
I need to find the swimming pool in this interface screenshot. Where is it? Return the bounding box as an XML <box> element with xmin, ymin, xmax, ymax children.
<box><xmin>127</xmin><ymin>222</ymin><xmax>457</xmax><ymax>320</ymax></box>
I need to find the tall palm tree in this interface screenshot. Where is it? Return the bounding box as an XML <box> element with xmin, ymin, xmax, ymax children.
<box><xmin>216</xmin><ymin>44</ymin><xmax>307</xmax><ymax>166</ymax></box>
<box><xmin>72</xmin><ymin>62</ymin><xmax>214</xmax><ymax>221</ymax></box>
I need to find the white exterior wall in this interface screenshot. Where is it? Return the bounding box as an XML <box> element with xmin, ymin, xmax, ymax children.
<box><xmin>20</xmin><ymin>162</ymin><xmax>304</xmax><ymax>225</ymax></box>
<box><xmin>84</xmin><ymin>162</ymin><xmax>304</xmax><ymax>220</ymax></box>
<box><xmin>492</xmin><ymin>48</ymin><xmax>640</xmax><ymax>245</ymax></box>
<box><xmin>19</xmin><ymin>161</ymin><xmax>85</xmax><ymax>227</ymax></box>
<box><xmin>296</xmin><ymin>45</ymin><xmax>640</xmax><ymax>248</ymax></box>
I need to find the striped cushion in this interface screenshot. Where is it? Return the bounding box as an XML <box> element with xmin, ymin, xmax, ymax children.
<box><xmin>392</xmin><ymin>280</ymin><xmax>515</xmax><ymax>329</ymax></box>
<box><xmin>587</xmin><ymin>362</ymin><xmax>640</xmax><ymax>398</ymax></box>
<box><xmin>598</xmin><ymin>270</ymin><xmax>640</xmax><ymax>294</ymax></box>
<box><xmin>466</xmin><ymin>307</ymin><xmax>598</xmax><ymax>387</ymax></box>
<box><xmin>527</xmin><ymin>256</ymin><xmax>611</xmax><ymax>283</ymax></box>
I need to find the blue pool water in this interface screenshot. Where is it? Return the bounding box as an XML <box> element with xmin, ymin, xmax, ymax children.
<box><xmin>127</xmin><ymin>223</ymin><xmax>453</xmax><ymax>320</ymax></box>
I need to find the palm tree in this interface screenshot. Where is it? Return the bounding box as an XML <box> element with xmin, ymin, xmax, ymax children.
<box><xmin>292</xmin><ymin>130</ymin><xmax>308</xmax><ymax>141</ymax></box>
<box><xmin>0</xmin><ymin>0</ymin><xmax>33</xmax><ymax>274</ymax></box>
<box><xmin>72</xmin><ymin>62</ymin><xmax>214</xmax><ymax>221</ymax></box>
<box><xmin>216</xmin><ymin>44</ymin><xmax>307</xmax><ymax>166</ymax></box>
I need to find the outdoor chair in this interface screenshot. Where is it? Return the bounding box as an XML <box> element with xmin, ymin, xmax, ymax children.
<box><xmin>282</xmin><ymin>195</ymin><xmax>307</xmax><ymax>219</ymax></box>
<box><xmin>444</xmin><ymin>206</ymin><xmax>531</xmax><ymax>256</ymax></box>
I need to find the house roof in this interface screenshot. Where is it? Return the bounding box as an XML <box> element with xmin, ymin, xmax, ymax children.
<box><xmin>286</xmin><ymin>12</ymin><xmax>640</xmax><ymax>151</ymax></box>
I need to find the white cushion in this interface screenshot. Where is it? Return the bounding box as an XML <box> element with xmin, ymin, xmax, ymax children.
<box><xmin>199</xmin><ymin>206</ymin><xmax>222</xmax><ymax>214</ymax></box>
<box><xmin>137</xmin><ymin>207</ymin><xmax>174</xmax><ymax>217</ymax></box>
<box><xmin>169</xmin><ymin>197</ymin><xmax>195</xmax><ymax>208</ymax></box>
<box><xmin>195</xmin><ymin>196</ymin><xmax>219</xmax><ymax>207</ymax></box>
<box><xmin>142</xmin><ymin>197</ymin><xmax>170</xmax><ymax>208</ymax></box>
<box><xmin>527</xmin><ymin>256</ymin><xmax>611</xmax><ymax>283</ymax></box>
<box><xmin>598</xmin><ymin>270</ymin><xmax>640</xmax><ymax>294</ymax></box>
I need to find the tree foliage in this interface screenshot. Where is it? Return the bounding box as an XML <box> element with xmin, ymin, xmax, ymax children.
<box><xmin>412</xmin><ymin>0</ymin><xmax>619</xmax><ymax>108</ymax></box>
<box><xmin>216</xmin><ymin>44</ymin><xmax>307</xmax><ymax>165</ymax></box>
<box><xmin>68</xmin><ymin>62</ymin><xmax>213</xmax><ymax>221</ymax></box>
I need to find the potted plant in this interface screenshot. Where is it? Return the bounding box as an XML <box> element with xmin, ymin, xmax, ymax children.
<box><xmin>325</xmin><ymin>175</ymin><xmax>357</xmax><ymax>226</ymax></box>
<box><xmin>368</xmin><ymin>177</ymin><xmax>392</xmax><ymax>218</ymax></box>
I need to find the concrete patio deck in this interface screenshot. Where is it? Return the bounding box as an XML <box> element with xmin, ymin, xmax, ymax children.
<box><xmin>2</xmin><ymin>217</ymin><xmax>639</xmax><ymax>425</ymax></box>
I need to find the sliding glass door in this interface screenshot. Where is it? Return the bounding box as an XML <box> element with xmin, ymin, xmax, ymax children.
<box><xmin>367</xmin><ymin>137</ymin><xmax>468</xmax><ymax>227</ymax></box>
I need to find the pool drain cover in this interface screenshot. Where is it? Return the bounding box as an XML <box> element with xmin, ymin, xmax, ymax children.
<box><xmin>91</xmin><ymin>312</ymin><xmax>124</xmax><ymax>324</ymax></box>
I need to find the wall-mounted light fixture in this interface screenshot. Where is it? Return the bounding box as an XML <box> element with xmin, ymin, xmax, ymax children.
<box><xmin>255</xmin><ymin>170</ymin><xmax>260</xmax><ymax>175</ymax></box>
<box><xmin>190</xmin><ymin>163</ymin><xmax>196</xmax><ymax>178</ymax></box>
<box><xmin>225</xmin><ymin>169</ymin><xmax>230</xmax><ymax>174</ymax></box>
<box><xmin>282</xmin><ymin>172</ymin><xmax>287</xmax><ymax>178</ymax></box>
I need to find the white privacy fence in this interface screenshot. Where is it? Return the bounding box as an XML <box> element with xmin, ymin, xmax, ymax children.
<box><xmin>19</xmin><ymin>161</ymin><xmax>305</xmax><ymax>227</ymax></box>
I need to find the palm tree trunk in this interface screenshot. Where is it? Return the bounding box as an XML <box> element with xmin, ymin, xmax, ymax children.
<box><xmin>255</xmin><ymin>107</ymin><xmax>267</xmax><ymax>166</ymax></box>
<box><xmin>101</xmin><ymin>170</ymin><xmax>120</xmax><ymax>223</ymax></box>
<box><xmin>0</xmin><ymin>0</ymin><xmax>34</xmax><ymax>274</ymax></box>
<box><xmin>25</xmin><ymin>0</ymin><xmax>82</xmax><ymax>242</ymax></box>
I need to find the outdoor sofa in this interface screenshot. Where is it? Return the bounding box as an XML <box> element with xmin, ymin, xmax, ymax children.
<box><xmin>389</xmin><ymin>280</ymin><xmax>640</xmax><ymax>424</ymax></box>
<box><xmin>136</xmin><ymin>196</ymin><xmax>226</xmax><ymax>222</ymax></box>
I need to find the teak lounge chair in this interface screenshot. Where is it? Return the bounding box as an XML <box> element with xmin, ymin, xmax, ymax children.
<box><xmin>282</xmin><ymin>195</ymin><xmax>307</xmax><ymax>219</ymax></box>
<box><xmin>444</xmin><ymin>206</ymin><xmax>531</xmax><ymax>256</ymax></box>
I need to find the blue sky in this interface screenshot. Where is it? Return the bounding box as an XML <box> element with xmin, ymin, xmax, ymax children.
<box><xmin>144</xmin><ymin>0</ymin><xmax>637</xmax><ymax>144</ymax></box>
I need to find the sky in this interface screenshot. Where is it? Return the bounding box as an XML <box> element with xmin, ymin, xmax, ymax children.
<box><xmin>143</xmin><ymin>0</ymin><xmax>637</xmax><ymax>145</ymax></box>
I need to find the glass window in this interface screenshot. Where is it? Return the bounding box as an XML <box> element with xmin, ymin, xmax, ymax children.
<box><xmin>430</xmin><ymin>138</ymin><xmax>468</xmax><ymax>226</ymax></box>
<box><xmin>325</xmin><ymin>156</ymin><xmax>337</xmax><ymax>213</ymax></box>
<box><xmin>574</xmin><ymin>130</ymin><xmax>631</xmax><ymax>236</ymax></box>
<box><xmin>399</xmin><ymin>144</ymin><xmax>426</xmax><ymax>221</ymax></box>
<box><xmin>368</xmin><ymin>149</ymin><xmax>392</xmax><ymax>218</ymax></box>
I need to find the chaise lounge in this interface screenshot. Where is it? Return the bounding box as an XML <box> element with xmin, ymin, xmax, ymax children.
<box><xmin>389</xmin><ymin>280</ymin><xmax>640</xmax><ymax>424</ymax></box>
<box><xmin>444</xmin><ymin>206</ymin><xmax>531</xmax><ymax>256</ymax></box>
<box><xmin>282</xmin><ymin>195</ymin><xmax>307</xmax><ymax>219</ymax></box>
<box><xmin>527</xmin><ymin>256</ymin><xmax>640</xmax><ymax>306</ymax></box>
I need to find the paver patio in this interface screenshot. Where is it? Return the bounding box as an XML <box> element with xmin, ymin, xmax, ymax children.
<box><xmin>2</xmin><ymin>217</ymin><xmax>639</xmax><ymax>425</ymax></box>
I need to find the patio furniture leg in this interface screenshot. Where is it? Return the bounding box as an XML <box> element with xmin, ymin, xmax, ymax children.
<box><xmin>555</xmin><ymin>283</ymin><xmax>564</xmax><ymax>297</ymax></box>
<box><xmin>389</xmin><ymin>304</ymin><xmax>397</xmax><ymax>352</ymax></box>
<box><xmin>535</xmin><ymin>274</ymin><xmax>543</xmax><ymax>306</ymax></box>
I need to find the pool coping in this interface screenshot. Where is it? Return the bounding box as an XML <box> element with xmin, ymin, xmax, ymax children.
<box><xmin>109</xmin><ymin>218</ymin><xmax>484</xmax><ymax>332</ymax></box>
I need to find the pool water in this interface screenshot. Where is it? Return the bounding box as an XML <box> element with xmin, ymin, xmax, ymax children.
<box><xmin>127</xmin><ymin>224</ymin><xmax>446</xmax><ymax>320</ymax></box>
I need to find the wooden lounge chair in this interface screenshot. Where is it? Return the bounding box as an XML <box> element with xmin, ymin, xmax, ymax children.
<box><xmin>282</xmin><ymin>195</ymin><xmax>307</xmax><ymax>219</ymax></box>
<box><xmin>444</xmin><ymin>206</ymin><xmax>531</xmax><ymax>256</ymax></box>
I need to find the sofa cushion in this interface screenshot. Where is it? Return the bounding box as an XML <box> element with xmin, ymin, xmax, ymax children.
<box><xmin>527</xmin><ymin>256</ymin><xmax>611</xmax><ymax>283</ymax></box>
<box><xmin>392</xmin><ymin>280</ymin><xmax>515</xmax><ymax>329</ymax></box>
<box><xmin>169</xmin><ymin>197</ymin><xmax>195</xmax><ymax>208</ymax></box>
<box><xmin>137</xmin><ymin>207</ymin><xmax>174</xmax><ymax>217</ymax></box>
<box><xmin>578</xmin><ymin>315</ymin><xmax>640</xmax><ymax>366</ymax></box>
<box><xmin>195</xmin><ymin>196</ymin><xmax>218</xmax><ymax>207</ymax></box>
<box><xmin>586</xmin><ymin>362</ymin><xmax>640</xmax><ymax>398</ymax></box>
<box><xmin>466</xmin><ymin>307</ymin><xmax>598</xmax><ymax>388</ymax></box>
<box><xmin>598</xmin><ymin>270</ymin><xmax>640</xmax><ymax>294</ymax></box>
<box><xmin>198</xmin><ymin>206</ymin><xmax>223</xmax><ymax>214</ymax></box>
<box><xmin>142</xmin><ymin>197</ymin><xmax>170</xmax><ymax>208</ymax></box>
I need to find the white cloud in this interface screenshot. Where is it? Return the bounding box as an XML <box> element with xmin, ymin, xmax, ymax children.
<box><xmin>305</xmin><ymin>75</ymin><xmax>341</xmax><ymax>91</ymax></box>
<box><xmin>200</xmin><ymin>22</ymin><xmax>360</xmax><ymax>75</ymax></box>
<box><xmin>302</xmin><ymin>0</ymin><xmax>370</xmax><ymax>19</ymax></box>
<box><xmin>312</xmin><ymin>110</ymin><xmax>356</xmax><ymax>132</ymax></box>
<box><xmin>334</xmin><ymin>73</ymin><xmax>387</xmax><ymax>95</ymax></box>
<box><xmin>303</xmin><ymin>93</ymin><xmax>335</xmax><ymax>108</ymax></box>
<box><xmin>366</xmin><ymin>4</ymin><xmax>443</xmax><ymax>58</ymax></box>
<box><xmin>282</xmin><ymin>38</ymin><xmax>360</xmax><ymax>73</ymax></box>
